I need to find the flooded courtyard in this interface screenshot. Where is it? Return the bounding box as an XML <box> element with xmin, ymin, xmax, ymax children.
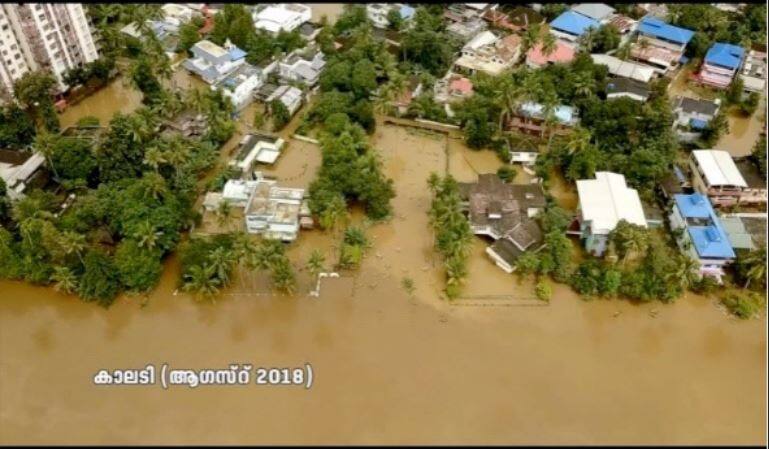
<box><xmin>1</xmin><ymin>115</ymin><xmax>766</xmax><ymax>444</ymax></box>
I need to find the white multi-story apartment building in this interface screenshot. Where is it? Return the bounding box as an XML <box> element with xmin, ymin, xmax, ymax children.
<box><xmin>0</xmin><ymin>3</ymin><xmax>99</xmax><ymax>101</ymax></box>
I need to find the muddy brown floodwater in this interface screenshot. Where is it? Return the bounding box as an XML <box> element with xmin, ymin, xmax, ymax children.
<box><xmin>58</xmin><ymin>77</ymin><xmax>143</xmax><ymax>129</ymax></box>
<box><xmin>1</xmin><ymin>112</ymin><xmax>766</xmax><ymax>444</ymax></box>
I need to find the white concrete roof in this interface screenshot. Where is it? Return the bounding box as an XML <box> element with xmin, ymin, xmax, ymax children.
<box><xmin>577</xmin><ymin>171</ymin><xmax>647</xmax><ymax>235</ymax></box>
<box><xmin>590</xmin><ymin>54</ymin><xmax>655</xmax><ymax>83</ymax></box>
<box><xmin>692</xmin><ymin>150</ymin><xmax>748</xmax><ymax>188</ymax></box>
<box><xmin>464</xmin><ymin>30</ymin><xmax>498</xmax><ymax>50</ymax></box>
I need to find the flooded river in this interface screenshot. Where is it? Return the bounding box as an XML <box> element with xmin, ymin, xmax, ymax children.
<box><xmin>1</xmin><ymin>119</ymin><xmax>766</xmax><ymax>445</ymax></box>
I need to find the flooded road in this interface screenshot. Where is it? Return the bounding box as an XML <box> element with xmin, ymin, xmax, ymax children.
<box><xmin>1</xmin><ymin>119</ymin><xmax>766</xmax><ymax>444</ymax></box>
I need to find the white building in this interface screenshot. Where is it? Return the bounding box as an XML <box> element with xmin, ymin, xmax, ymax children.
<box><xmin>453</xmin><ymin>31</ymin><xmax>522</xmax><ymax>77</ymax></box>
<box><xmin>183</xmin><ymin>39</ymin><xmax>248</xmax><ymax>84</ymax></box>
<box><xmin>366</xmin><ymin>3</ymin><xmax>416</xmax><ymax>29</ymax></box>
<box><xmin>0</xmin><ymin>3</ymin><xmax>99</xmax><ymax>100</ymax></box>
<box><xmin>213</xmin><ymin>64</ymin><xmax>264</xmax><ymax>110</ymax></box>
<box><xmin>575</xmin><ymin>172</ymin><xmax>648</xmax><ymax>256</ymax></box>
<box><xmin>230</xmin><ymin>133</ymin><xmax>286</xmax><ymax>174</ymax></box>
<box><xmin>689</xmin><ymin>149</ymin><xmax>747</xmax><ymax>208</ymax></box>
<box><xmin>265</xmin><ymin>84</ymin><xmax>303</xmax><ymax>116</ymax></box>
<box><xmin>244</xmin><ymin>177</ymin><xmax>307</xmax><ymax>241</ymax></box>
<box><xmin>0</xmin><ymin>149</ymin><xmax>45</xmax><ymax>200</ymax></box>
<box><xmin>278</xmin><ymin>45</ymin><xmax>325</xmax><ymax>86</ymax></box>
<box><xmin>253</xmin><ymin>4</ymin><xmax>311</xmax><ymax>34</ymax></box>
<box><xmin>739</xmin><ymin>50</ymin><xmax>767</xmax><ymax>94</ymax></box>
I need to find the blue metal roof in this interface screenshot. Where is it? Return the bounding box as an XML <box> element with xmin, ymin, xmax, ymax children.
<box><xmin>550</xmin><ymin>10</ymin><xmax>599</xmax><ymax>37</ymax></box>
<box><xmin>228</xmin><ymin>47</ymin><xmax>247</xmax><ymax>61</ymax></box>
<box><xmin>638</xmin><ymin>17</ymin><xmax>694</xmax><ymax>46</ymax></box>
<box><xmin>399</xmin><ymin>5</ymin><xmax>415</xmax><ymax>19</ymax></box>
<box><xmin>704</xmin><ymin>43</ymin><xmax>745</xmax><ymax>70</ymax></box>
<box><xmin>674</xmin><ymin>193</ymin><xmax>735</xmax><ymax>259</ymax></box>
<box><xmin>689</xmin><ymin>118</ymin><xmax>708</xmax><ymax>130</ymax></box>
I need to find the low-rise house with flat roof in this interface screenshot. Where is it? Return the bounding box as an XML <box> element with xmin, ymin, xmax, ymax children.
<box><xmin>230</xmin><ymin>133</ymin><xmax>286</xmax><ymax>175</ymax></box>
<box><xmin>244</xmin><ymin>177</ymin><xmax>309</xmax><ymax>241</ymax></box>
<box><xmin>669</xmin><ymin>193</ymin><xmax>735</xmax><ymax>281</ymax></box>
<box><xmin>505</xmin><ymin>101</ymin><xmax>579</xmax><ymax>137</ymax></box>
<box><xmin>574</xmin><ymin>172</ymin><xmax>648</xmax><ymax>256</ymax></box>
<box><xmin>605</xmin><ymin>77</ymin><xmax>650</xmax><ymax>102</ymax></box>
<box><xmin>213</xmin><ymin>64</ymin><xmax>264</xmax><ymax>110</ymax></box>
<box><xmin>183</xmin><ymin>39</ymin><xmax>248</xmax><ymax>84</ymax></box>
<box><xmin>689</xmin><ymin>150</ymin><xmax>747</xmax><ymax>208</ymax></box>
<box><xmin>278</xmin><ymin>45</ymin><xmax>325</xmax><ymax>86</ymax></box>
<box><xmin>162</xmin><ymin>111</ymin><xmax>209</xmax><ymax>139</ymax></box>
<box><xmin>696</xmin><ymin>42</ymin><xmax>745</xmax><ymax>89</ymax></box>
<box><xmin>0</xmin><ymin>149</ymin><xmax>45</xmax><ymax>200</ymax></box>
<box><xmin>453</xmin><ymin>31</ymin><xmax>521</xmax><ymax>77</ymax></box>
<box><xmin>739</xmin><ymin>50</ymin><xmax>767</xmax><ymax>94</ymax></box>
<box><xmin>366</xmin><ymin>3</ymin><xmax>415</xmax><ymax>29</ymax></box>
<box><xmin>252</xmin><ymin>4</ymin><xmax>312</xmax><ymax>34</ymax></box>
<box><xmin>673</xmin><ymin>96</ymin><xmax>721</xmax><ymax>142</ymax></box>
<box><xmin>526</xmin><ymin>40</ymin><xmax>576</xmax><ymax>69</ymax></box>
<box><xmin>549</xmin><ymin>10</ymin><xmax>599</xmax><ymax>42</ymax></box>
<box><xmin>446</xmin><ymin>17</ymin><xmax>488</xmax><ymax>43</ymax></box>
<box><xmin>458</xmin><ymin>174</ymin><xmax>547</xmax><ymax>273</ymax></box>
<box><xmin>265</xmin><ymin>84</ymin><xmax>304</xmax><ymax>116</ymax></box>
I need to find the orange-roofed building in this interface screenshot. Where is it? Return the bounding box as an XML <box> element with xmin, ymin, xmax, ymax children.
<box><xmin>525</xmin><ymin>41</ymin><xmax>576</xmax><ymax>69</ymax></box>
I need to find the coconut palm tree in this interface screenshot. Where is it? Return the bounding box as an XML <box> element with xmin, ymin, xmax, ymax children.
<box><xmin>51</xmin><ymin>266</ymin><xmax>78</xmax><ymax>294</ymax></box>
<box><xmin>207</xmin><ymin>246</ymin><xmax>235</xmax><ymax>286</ymax></box>
<box><xmin>521</xmin><ymin>23</ymin><xmax>543</xmax><ymax>56</ymax></box>
<box><xmin>579</xmin><ymin>27</ymin><xmax>598</xmax><ymax>52</ymax></box>
<box><xmin>183</xmin><ymin>264</ymin><xmax>221</xmax><ymax>301</ymax></box>
<box><xmin>540</xmin><ymin>32</ymin><xmax>557</xmax><ymax>58</ymax></box>
<box><xmin>270</xmin><ymin>258</ymin><xmax>296</xmax><ymax>295</ymax></box>
<box><xmin>58</xmin><ymin>231</ymin><xmax>86</xmax><ymax>264</ymax></box>
<box><xmin>143</xmin><ymin>145</ymin><xmax>167</xmax><ymax>172</ymax></box>
<box><xmin>306</xmin><ymin>249</ymin><xmax>326</xmax><ymax>279</ymax></box>
<box><xmin>133</xmin><ymin>221</ymin><xmax>163</xmax><ymax>250</ymax></box>
<box><xmin>739</xmin><ymin>248</ymin><xmax>766</xmax><ymax>289</ymax></box>
<box><xmin>216</xmin><ymin>200</ymin><xmax>233</xmax><ymax>231</ymax></box>
<box><xmin>565</xmin><ymin>126</ymin><xmax>592</xmax><ymax>155</ymax></box>
<box><xmin>142</xmin><ymin>171</ymin><xmax>167</xmax><ymax>200</ymax></box>
<box><xmin>33</xmin><ymin>130</ymin><xmax>59</xmax><ymax>181</ymax></box>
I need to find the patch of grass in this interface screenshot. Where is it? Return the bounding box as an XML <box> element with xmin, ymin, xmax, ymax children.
<box><xmin>720</xmin><ymin>291</ymin><xmax>766</xmax><ymax>319</ymax></box>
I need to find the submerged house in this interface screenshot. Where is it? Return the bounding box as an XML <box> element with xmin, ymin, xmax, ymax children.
<box><xmin>672</xmin><ymin>96</ymin><xmax>721</xmax><ymax>142</ymax></box>
<box><xmin>505</xmin><ymin>101</ymin><xmax>579</xmax><ymax>137</ymax></box>
<box><xmin>213</xmin><ymin>64</ymin><xmax>264</xmax><ymax>110</ymax></box>
<box><xmin>278</xmin><ymin>45</ymin><xmax>326</xmax><ymax>86</ymax></box>
<box><xmin>453</xmin><ymin>31</ymin><xmax>522</xmax><ymax>77</ymax></box>
<box><xmin>252</xmin><ymin>3</ymin><xmax>312</xmax><ymax>34</ymax></box>
<box><xmin>739</xmin><ymin>50</ymin><xmax>767</xmax><ymax>94</ymax></box>
<box><xmin>696</xmin><ymin>42</ymin><xmax>745</xmax><ymax>89</ymax></box>
<box><xmin>573</xmin><ymin>172</ymin><xmax>648</xmax><ymax>257</ymax></box>
<box><xmin>605</xmin><ymin>77</ymin><xmax>650</xmax><ymax>102</ymax></box>
<box><xmin>184</xmin><ymin>39</ymin><xmax>248</xmax><ymax>84</ymax></box>
<box><xmin>229</xmin><ymin>133</ymin><xmax>286</xmax><ymax>175</ymax></box>
<box><xmin>526</xmin><ymin>40</ymin><xmax>576</xmax><ymax>69</ymax></box>
<box><xmin>265</xmin><ymin>84</ymin><xmax>304</xmax><ymax>117</ymax></box>
<box><xmin>669</xmin><ymin>193</ymin><xmax>736</xmax><ymax>282</ymax></box>
<box><xmin>630</xmin><ymin>16</ymin><xmax>693</xmax><ymax>74</ymax></box>
<box><xmin>458</xmin><ymin>174</ymin><xmax>547</xmax><ymax>273</ymax></box>
<box><xmin>689</xmin><ymin>149</ymin><xmax>747</xmax><ymax>208</ymax></box>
